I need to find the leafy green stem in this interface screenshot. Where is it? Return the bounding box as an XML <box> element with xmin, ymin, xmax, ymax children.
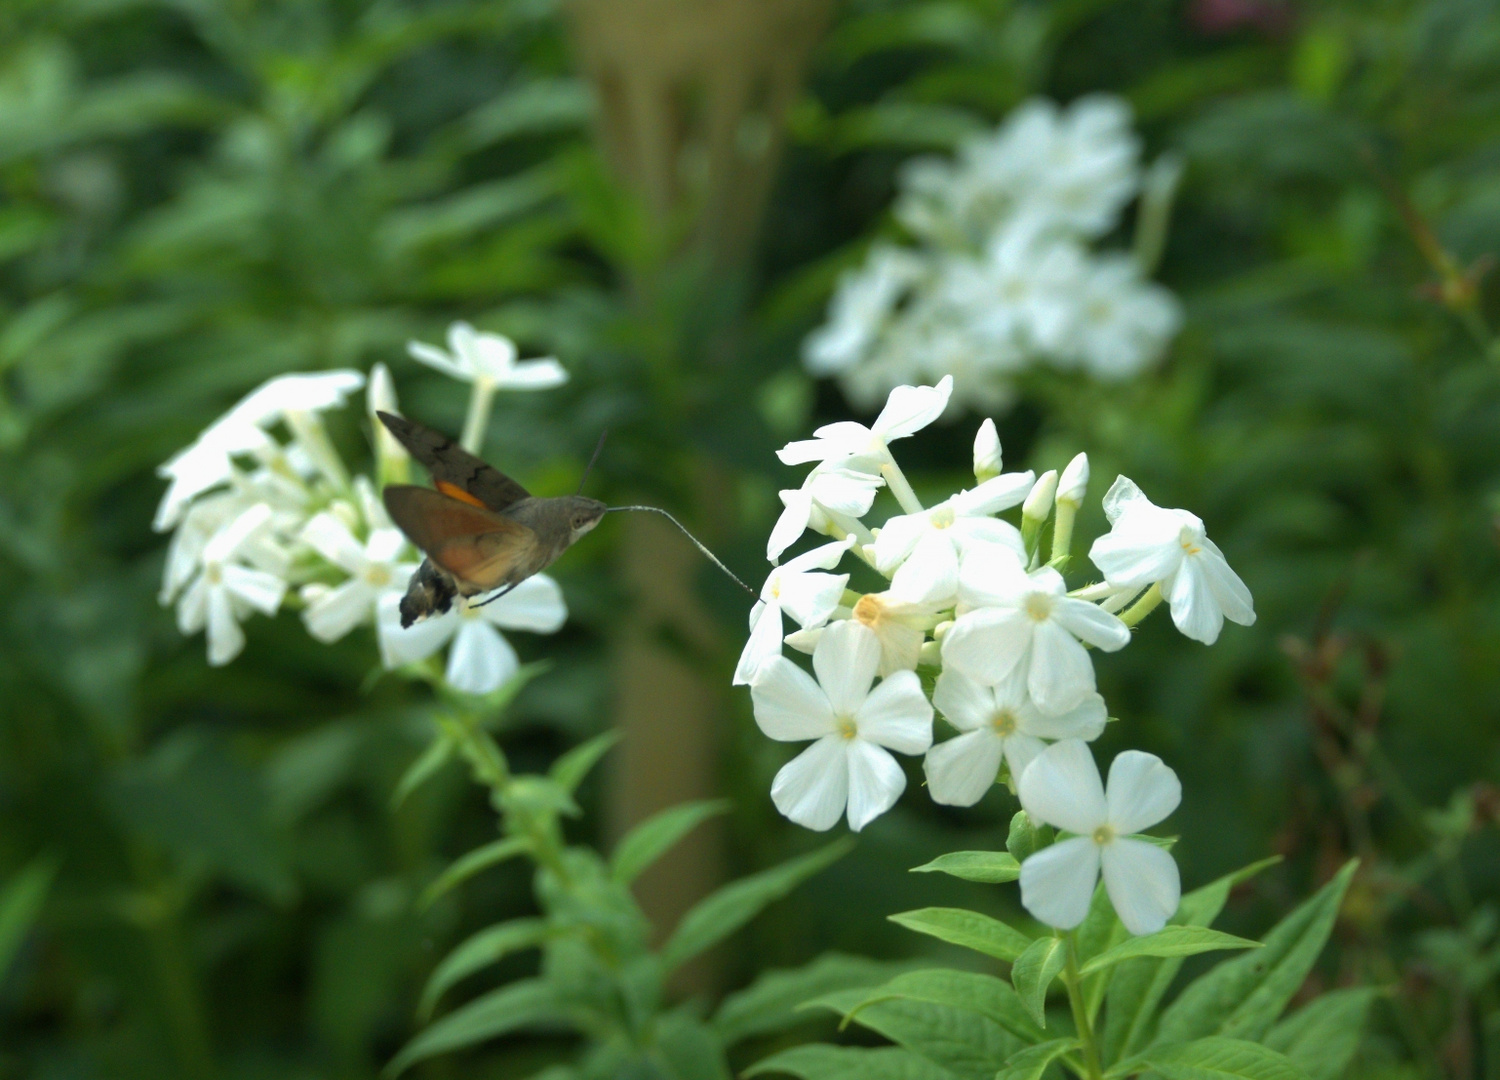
<box><xmin>1063</xmin><ymin>932</ymin><xmax>1104</xmax><ymax>1080</ymax></box>
<box><xmin>1119</xmin><ymin>583</ymin><xmax>1163</xmax><ymax>628</ymax></box>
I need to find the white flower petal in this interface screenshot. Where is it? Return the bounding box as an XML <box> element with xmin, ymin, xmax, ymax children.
<box><xmin>1052</xmin><ymin>596</ymin><xmax>1130</xmax><ymax>651</ymax></box>
<box><xmin>872</xmin><ymin>513</ymin><xmax>928</xmax><ymax>574</ymax></box>
<box><xmin>941</xmin><ymin>607</ymin><xmax>1032</xmax><ymax>685</ymax></box>
<box><xmin>953</xmin><ymin>471</ymin><xmax>1035</xmax><ymax>515</ymax></box>
<box><xmin>750</xmin><ymin>656</ymin><xmax>836</xmax><ymax>740</ymax></box>
<box><xmin>777</xmin><ymin>571</ymin><xmax>849</xmax><ymax>630</ymax></box>
<box><xmin>1105</xmin><ymin>750</ymin><xmax>1181</xmax><ymax>834</ymax></box>
<box><xmin>1088</xmin><ymin>507</ymin><xmax>1184</xmax><ymax>586</ymax></box>
<box><xmin>1166</xmin><ymin>560</ymin><xmax>1224</xmax><ymax>644</ymax></box>
<box><xmin>813</xmin><ymin>620</ymin><xmax>880</xmax><ymax>717</ymax></box>
<box><xmin>408</xmin><ymin>340</ymin><xmax>471</xmax><ymax>381</ymax></box>
<box><xmin>1196</xmin><ymin>547</ymin><xmax>1255</xmax><ymax>626</ymax></box>
<box><xmin>1026</xmin><ymin>619</ymin><xmax>1096</xmax><ymax>715</ymax></box>
<box><xmin>932</xmin><ymin>669</ymin><xmax>995</xmax><ymax>733</ymax></box>
<box><xmin>446</xmin><ymin>619</ymin><xmax>518</xmax><ymax>695</ymax></box>
<box><xmin>302</xmin><ymin>579</ymin><xmax>373</xmax><ymax>643</ymax></box>
<box><xmin>853</xmin><ymin>670</ymin><xmax>933</xmax><ymax>754</ymax></box>
<box><xmin>767</xmin><ymin>490</ymin><xmax>814</xmax><ymax>562</ymax></box>
<box><xmin>770</xmin><ymin>736</ymin><xmax>850</xmax><ymax>832</ymax></box>
<box><xmin>889</xmin><ymin>528</ymin><xmax>959</xmax><ymax>604</ymax></box>
<box><xmin>479</xmin><ymin>575</ymin><xmax>567</xmax><ymax>632</ymax></box>
<box><xmin>502</xmin><ymin>358</ymin><xmax>569</xmax><ymax>389</ymax></box>
<box><xmin>951</xmin><ymin>518</ymin><xmax>1025</xmax><ymax>562</ymax></box>
<box><xmin>1017</xmin><ymin>739</ymin><xmax>1108</xmax><ymax>835</ymax></box>
<box><xmin>735</xmin><ymin>601</ymin><xmax>786</xmax><ymax>686</ymax></box>
<box><xmin>204</xmin><ymin>503</ymin><xmax>274</xmax><ymax>564</ymax></box>
<box><xmin>1101</xmin><ymin>838</ymin><xmax>1180</xmax><ymax>935</ymax></box>
<box><xmin>301</xmin><ymin>512</ymin><xmax>368</xmax><ymax>574</ymax></box>
<box><xmin>1101</xmin><ymin>475</ymin><xmax>1152</xmax><ymax>524</ymax></box>
<box><xmin>1019</xmin><ymin>837</ymin><xmax>1100</xmax><ymax>930</ymax></box>
<box><xmin>924</xmin><ymin>729</ymin><xmax>1004</xmax><ymax>807</ymax></box>
<box><xmin>845</xmin><ymin>739</ymin><xmax>907</xmax><ymax>831</ymax></box>
<box><xmin>220</xmin><ymin>564</ymin><xmax>287</xmax><ymax>615</ymax></box>
<box><xmin>1019</xmin><ymin>693</ymin><xmax>1107</xmax><ymax>741</ymax></box>
<box><xmin>782</xmin><ymin>537</ymin><xmax>856</xmax><ymax>575</ymax></box>
<box><xmin>956</xmin><ymin>546</ymin><xmax>1031</xmax><ymax>609</ymax></box>
<box><xmin>205</xmin><ymin>586</ymin><xmax>246</xmax><ymax>666</ymax></box>
<box><xmin>377</xmin><ymin>593</ymin><xmax>456</xmax><ymax>667</ymax></box>
<box><xmin>1001</xmin><ymin>733</ymin><xmax>1047</xmax><ymax>779</ymax></box>
<box><xmin>871</xmin><ymin>376</ymin><xmax>953</xmax><ymax>441</ymax></box>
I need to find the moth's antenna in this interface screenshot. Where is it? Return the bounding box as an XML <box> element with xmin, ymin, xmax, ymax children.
<box><xmin>606</xmin><ymin>506</ymin><xmax>756</xmax><ymax>595</ymax></box>
<box><xmin>577</xmin><ymin>430</ymin><xmax>608</xmax><ymax>495</ymax></box>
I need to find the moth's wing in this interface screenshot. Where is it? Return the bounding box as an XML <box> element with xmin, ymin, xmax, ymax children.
<box><xmin>383</xmin><ymin>485</ymin><xmax>538</xmax><ymax>590</ymax></box>
<box><xmin>376</xmin><ymin>411</ymin><xmax>529</xmax><ymax>512</ymax></box>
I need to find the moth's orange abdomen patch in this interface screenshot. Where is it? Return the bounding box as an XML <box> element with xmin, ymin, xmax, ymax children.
<box><xmin>436</xmin><ymin>481</ymin><xmax>487</xmax><ymax>509</ymax></box>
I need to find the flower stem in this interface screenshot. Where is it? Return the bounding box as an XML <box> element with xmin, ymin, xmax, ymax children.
<box><xmin>460</xmin><ymin>376</ymin><xmax>497</xmax><ymax>454</ymax></box>
<box><xmin>1119</xmin><ymin>582</ymin><xmax>1163</xmax><ymax>628</ymax></box>
<box><xmin>1064</xmin><ymin>932</ymin><xmax>1105</xmax><ymax>1080</ymax></box>
<box><xmin>1048</xmin><ymin>500</ymin><xmax>1078</xmax><ymax>570</ymax></box>
<box><xmin>880</xmin><ymin>458</ymin><xmax>924</xmax><ymax>516</ymax></box>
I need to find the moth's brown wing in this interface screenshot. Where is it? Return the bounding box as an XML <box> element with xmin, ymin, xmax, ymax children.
<box><xmin>376</xmin><ymin>411</ymin><xmax>529</xmax><ymax>512</ymax></box>
<box><xmin>383</xmin><ymin>485</ymin><xmax>539</xmax><ymax>591</ymax></box>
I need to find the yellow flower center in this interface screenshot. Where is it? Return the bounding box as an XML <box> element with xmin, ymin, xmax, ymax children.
<box><xmin>205</xmin><ymin>563</ymin><xmax>223</xmax><ymax>585</ymax></box>
<box><xmin>930</xmin><ymin>505</ymin><xmax>956</xmax><ymax>530</ymax></box>
<box><xmin>364</xmin><ymin>565</ymin><xmax>391</xmax><ymax>587</ymax></box>
<box><xmin>836</xmin><ymin>716</ymin><xmax>858</xmax><ymax>740</ymax></box>
<box><xmin>1179</xmin><ymin>528</ymin><xmax>1202</xmax><ymax>556</ymax></box>
<box><xmin>989</xmin><ymin>710</ymin><xmax>1018</xmax><ymax>736</ymax></box>
<box><xmin>1023</xmin><ymin>592</ymin><xmax>1054</xmax><ymax>622</ymax></box>
<box><xmin>1092</xmin><ymin>824</ymin><xmax>1116</xmax><ymax>846</ymax></box>
<box><xmin>853</xmin><ymin>594</ymin><xmax>886</xmax><ymax>629</ymax></box>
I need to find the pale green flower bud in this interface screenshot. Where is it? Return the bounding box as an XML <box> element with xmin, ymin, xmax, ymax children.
<box><xmin>1023</xmin><ymin>469</ymin><xmax>1058</xmax><ymax>522</ymax></box>
<box><xmin>1057</xmin><ymin>452</ymin><xmax>1089</xmax><ymax>506</ymax></box>
<box><xmin>973</xmin><ymin>418</ymin><xmax>1002</xmax><ymax>482</ymax></box>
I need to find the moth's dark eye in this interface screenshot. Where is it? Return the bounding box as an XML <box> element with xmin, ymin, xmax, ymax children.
<box><xmin>573</xmin><ymin>514</ymin><xmax>588</xmax><ymax>529</ymax></box>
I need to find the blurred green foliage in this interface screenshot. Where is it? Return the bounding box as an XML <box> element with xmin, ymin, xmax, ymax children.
<box><xmin>2</xmin><ymin>0</ymin><xmax>1500</xmax><ymax>1078</ymax></box>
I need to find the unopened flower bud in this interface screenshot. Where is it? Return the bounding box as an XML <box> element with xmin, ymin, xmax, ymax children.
<box><xmin>368</xmin><ymin>363</ymin><xmax>410</xmax><ymax>484</ymax></box>
<box><xmin>973</xmin><ymin>419</ymin><xmax>1002</xmax><ymax>482</ymax></box>
<box><xmin>1023</xmin><ymin>470</ymin><xmax>1058</xmax><ymax>522</ymax></box>
<box><xmin>1057</xmin><ymin>453</ymin><xmax>1089</xmax><ymax>506</ymax></box>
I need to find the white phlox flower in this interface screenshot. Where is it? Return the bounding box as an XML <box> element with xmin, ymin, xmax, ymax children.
<box><xmin>408</xmin><ymin>322</ymin><xmax>567</xmax><ymax>390</ymax></box>
<box><xmin>942</xmin><ymin>547</ymin><xmax>1129</xmax><ymax>714</ymax></box>
<box><xmin>1088</xmin><ymin>476</ymin><xmax>1254</xmax><ymax>645</ymax></box>
<box><xmin>376</xmin><ymin>575</ymin><xmax>567</xmax><ymax>695</ymax></box>
<box><xmin>750</xmin><ymin>621</ymin><xmax>933</xmax><ymax>832</ymax></box>
<box><xmin>299</xmin><ymin>512</ymin><xmax>417</xmax><ymax>643</ymax></box>
<box><xmin>940</xmin><ymin>225</ymin><xmax>1084</xmax><ymax>355</ymax></box>
<box><xmin>924</xmin><ymin>668</ymin><xmax>1106</xmax><ymax>807</ymax></box>
<box><xmin>849</xmin><ymin>591</ymin><xmax>946</xmax><ymax>675</ymax></box>
<box><xmin>777</xmin><ymin>376</ymin><xmax>953</xmax><ymax>471</ymax></box>
<box><xmin>803</xmin><ymin>246</ymin><xmax>925</xmax><ymax>377</ymax></box>
<box><xmin>175</xmin><ymin>503</ymin><xmax>289</xmax><ymax>666</ymax></box>
<box><xmin>1017</xmin><ymin>740</ymin><xmax>1181</xmax><ymax>935</ymax></box>
<box><xmin>872</xmin><ymin>471</ymin><xmax>1034</xmax><ymax>603</ymax></box>
<box><xmin>1066</xmin><ymin>255</ymin><xmax>1181</xmax><ymax>379</ymax></box>
<box><xmin>735</xmin><ymin>539</ymin><xmax>853</xmax><ymax>686</ymax></box>
<box><xmin>161</xmin><ymin>491</ymin><xmax>249</xmax><ymax>605</ymax></box>
<box><xmin>768</xmin><ymin>464</ymin><xmax>884</xmax><ymax>563</ymax></box>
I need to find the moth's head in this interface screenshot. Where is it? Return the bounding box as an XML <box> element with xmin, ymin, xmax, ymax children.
<box><xmin>563</xmin><ymin>496</ymin><xmax>608</xmax><ymax>541</ymax></box>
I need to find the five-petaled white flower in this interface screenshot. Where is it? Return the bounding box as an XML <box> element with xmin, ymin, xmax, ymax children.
<box><xmin>872</xmin><ymin>471</ymin><xmax>1033</xmax><ymax>603</ymax></box>
<box><xmin>777</xmin><ymin>376</ymin><xmax>954</xmax><ymax>472</ymax></box>
<box><xmin>803</xmin><ymin>246</ymin><xmax>925</xmax><ymax>377</ymax></box>
<box><xmin>735</xmin><ymin>539</ymin><xmax>853</xmax><ymax>686</ymax></box>
<box><xmin>1088</xmin><ymin>476</ymin><xmax>1254</xmax><ymax>645</ymax></box>
<box><xmin>924</xmin><ymin>668</ymin><xmax>1106</xmax><ymax>807</ymax></box>
<box><xmin>943</xmin><ymin>548</ymin><xmax>1129</xmax><ymax>714</ymax></box>
<box><xmin>299</xmin><ymin>512</ymin><xmax>417</xmax><ymax>643</ymax></box>
<box><xmin>407</xmin><ymin>322</ymin><xmax>567</xmax><ymax>390</ymax></box>
<box><xmin>768</xmin><ymin>464</ymin><xmax>884</xmax><ymax>563</ymax></box>
<box><xmin>377</xmin><ymin>576</ymin><xmax>567</xmax><ymax>695</ymax></box>
<box><xmin>175</xmin><ymin>503</ymin><xmax>289</xmax><ymax>666</ymax></box>
<box><xmin>1017</xmin><ymin>739</ymin><xmax>1181</xmax><ymax>935</ymax></box>
<box><xmin>751</xmin><ymin>621</ymin><xmax>933</xmax><ymax>832</ymax></box>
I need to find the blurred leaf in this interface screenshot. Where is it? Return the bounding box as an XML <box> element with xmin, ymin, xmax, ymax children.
<box><xmin>384</xmin><ymin>978</ymin><xmax>574</xmax><ymax>1077</ymax></box>
<box><xmin>745</xmin><ymin>1044</ymin><xmax>957</xmax><ymax>1080</ymax></box>
<box><xmin>887</xmin><ymin>907</ymin><xmax>1032</xmax><ymax>963</ymax></box>
<box><xmin>610</xmin><ymin>799</ymin><xmax>727</xmax><ymax>885</ymax></box>
<box><xmin>418</xmin><ymin>836</ymin><xmax>530</xmax><ymax>911</ymax></box>
<box><xmin>1081</xmin><ymin>927</ymin><xmax>1261</xmax><ymax>977</ymax></box>
<box><xmin>390</xmin><ymin>733</ymin><xmax>453</xmax><ymax>810</ymax></box>
<box><xmin>1128</xmin><ymin>1037</ymin><xmax>1311</xmax><ymax>1080</ymax></box>
<box><xmin>1264</xmin><ymin>988</ymin><xmax>1379</xmax><ymax>1080</ymax></box>
<box><xmin>419</xmin><ymin>917</ymin><xmax>549</xmax><ymax>1019</ymax></box>
<box><xmin>548</xmin><ymin>729</ymin><xmax>619</xmax><ymax>795</ymax></box>
<box><xmin>0</xmin><ymin>858</ymin><xmax>54</xmax><ymax>982</ymax></box>
<box><xmin>712</xmin><ymin>953</ymin><xmax>912</xmax><ymax>1045</ymax></box>
<box><xmin>1010</xmin><ymin>935</ymin><xmax>1066</xmax><ymax>1027</ymax></box>
<box><xmin>808</xmin><ymin>987</ymin><xmax>1020</xmax><ymax>1080</ymax></box>
<box><xmin>994</xmin><ymin>1038</ymin><xmax>1079</xmax><ymax>1080</ymax></box>
<box><xmin>830</xmin><ymin>969</ymin><xmax>1045</xmax><ymax>1046</ymax></box>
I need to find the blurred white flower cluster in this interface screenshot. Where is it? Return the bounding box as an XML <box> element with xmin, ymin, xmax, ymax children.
<box><xmin>155</xmin><ymin>324</ymin><xmax>569</xmax><ymax>693</ymax></box>
<box><xmin>804</xmin><ymin>96</ymin><xmax>1183</xmax><ymax>411</ymax></box>
<box><xmin>742</xmin><ymin>376</ymin><xmax>1254</xmax><ymax>936</ymax></box>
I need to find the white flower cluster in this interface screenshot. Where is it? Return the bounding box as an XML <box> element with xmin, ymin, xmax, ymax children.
<box><xmin>155</xmin><ymin>323</ymin><xmax>569</xmax><ymax>694</ymax></box>
<box><xmin>742</xmin><ymin>377</ymin><xmax>1254</xmax><ymax>936</ymax></box>
<box><xmin>804</xmin><ymin>96</ymin><xmax>1182</xmax><ymax>411</ymax></box>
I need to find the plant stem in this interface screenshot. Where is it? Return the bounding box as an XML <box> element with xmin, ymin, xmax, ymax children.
<box><xmin>1064</xmin><ymin>932</ymin><xmax>1105</xmax><ymax>1080</ymax></box>
<box><xmin>1119</xmin><ymin>582</ymin><xmax>1163</xmax><ymax>628</ymax></box>
<box><xmin>460</xmin><ymin>376</ymin><xmax>497</xmax><ymax>454</ymax></box>
<box><xmin>1049</xmin><ymin>499</ymin><xmax>1078</xmax><ymax>569</ymax></box>
<box><xmin>880</xmin><ymin>457</ymin><xmax>924</xmax><ymax>516</ymax></box>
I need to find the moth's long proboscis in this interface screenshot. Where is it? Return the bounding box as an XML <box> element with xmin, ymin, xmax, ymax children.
<box><xmin>607</xmin><ymin>506</ymin><xmax>756</xmax><ymax>595</ymax></box>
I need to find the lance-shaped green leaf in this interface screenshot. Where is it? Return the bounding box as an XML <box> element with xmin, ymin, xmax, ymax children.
<box><xmin>910</xmin><ymin>851</ymin><xmax>1020</xmax><ymax>884</ymax></box>
<box><xmin>1118</xmin><ymin>1036</ymin><xmax>1312</xmax><ymax>1080</ymax></box>
<box><xmin>611</xmin><ymin>799</ymin><xmax>728</xmax><ymax>884</ymax></box>
<box><xmin>390</xmin><ymin>734</ymin><xmax>453</xmax><ymax>810</ymax></box>
<box><xmin>548</xmin><ymin>730</ymin><xmax>620</xmax><ymax>794</ymax></box>
<box><xmin>995</xmin><ymin>1038</ymin><xmax>1080</xmax><ymax>1080</ymax></box>
<box><xmin>1103</xmin><ymin>857</ymin><xmax>1280</xmax><ymax>1064</ymax></box>
<box><xmin>654</xmin><ymin>1010</ymin><xmax>732</xmax><ymax>1080</ymax></box>
<box><xmin>1081</xmin><ymin>926</ymin><xmax>1260</xmax><ymax>976</ymax></box>
<box><xmin>1011</xmin><ymin>936</ymin><xmax>1068</xmax><ymax>1027</ymax></box>
<box><xmin>807</xmin><ymin>988</ymin><xmax>1021</xmax><ymax>1080</ymax></box>
<box><xmin>712</xmin><ymin>953</ymin><xmax>912</xmax><ymax>1045</ymax></box>
<box><xmin>1153</xmin><ymin>861</ymin><xmax>1357</xmax><ymax>1047</ymax></box>
<box><xmin>829</xmin><ymin>968</ymin><xmax>1046</xmax><ymax>1045</ymax></box>
<box><xmin>384</xmin><ymin>978</ymin><xmax>573</xmax><ymax>1076</ymax></box>
<box><xmin>1264</xmin><ymin>988</ymin><xmax>1379</xmax><ymax>1080</ymax></box>
<box><xmin>417</xmin><ymin>836</ymin><xmax>530</xmax><ymax>910</ymax></box>
<box><xmin>745</xmin><ymin>1044</ymin><xmax>959</xmax><ymax>1080</ymax></box>
<box><xmin>661</xmin><ymin>838</ymin><xmax>852</xmax><ymax>972</ymax></box>
<box><xmin>0</xmin><ymin>859</ymin><xmax>53</xmax><ymax>981</ymax></box>
<box><xmin>887</xmin><ymin>907</ymin><xmax>1032</xmax><ymax>962</ymax></box>
<box><xmin>418</xmin><ymin>917</ymin><xmax>549</xmax><ymax>1019</ymax></box>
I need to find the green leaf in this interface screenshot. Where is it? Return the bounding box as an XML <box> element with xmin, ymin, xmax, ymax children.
<box><xmin>1102</xmin><ymin>858</ymin><xmax>1281</xmax><ymax>1065</ymax></box>
<box><xmin>1011</xmin><ymin>936</ymin><xmax>1068</xmax><ymax>1027</ymax></box>
<box><xmin>995</xmin><ymin>1039</ymin><xmax>1080</xmax><ymax>1080</ymax></box>
<box><xmin>458</xmin><ymin>78</ymin><xmax>593</xmax><ymax>149</ymax></box>
<box><xmin>1264</xmin><ymin>988</ymin><xmax>1379</xmax><ymax>1080</ymax></box>
<box><xmin>712</xmin><ymin>953</ymin><xmax>911</xmax><ymax>1045</ymax></box>
<box><xmin>1081</xmin><ymin>927</ymin><xmax>1261</xmax><ymax>976</ymax></box>
<box><xmin>418</xmin><ymin>837</ymin><xmax>530</xmax><ymax>911</ymax></box>
<box><xmin>390</xmin><ymin>735</ymin><xmax>453</xmax><ymax>810</ymax></box>
<box><xmin>548</xmin><ymin>730</ymin><xmax>620</xmax><ymax>794</ymax></box>
<box><xmin>661</xmin><ymin>839</ymin><xmax>852</xmax><ymax>972</ymax></box>
<box><xmin>1154</xmin><ymin>861</ymin><xmax>1357</xmax><ymax>1047</ymax></box>
<box><xmin>808</xmin><ymin>988</ymin><xmax>1020</xmax><ymax>1080</ymax></box>
<box><xmin>611</xmin><ymin>799</ymin><xmax>728</xmax><ymax>884</ymax></box>
<box><xmin>654</xmin><ymin>1010</ymin><xmax>732</xmax><ymax>1080</ymax></box>
<box><xmin>1131</xmin><ymin>1036</ymin><xmax>1312</xmax><ymax>1080</ymax></box>
<box><xmin>835</xmin><ymin>969</ymin><xmax>1046</xmax><ymax>1045</ymax></box>
<box><xmin>383</xmin><ymin>978</ymin><xmax>573</xmax><ymax>1076</ymax></box>
<box><xmin>0</xmin><ymin>859</ymin><xmax>54</xmax><ymax>981</ymax></box>
<box><xmin>910</xmin><ymin>851</ymin><xmax>1020</xmax><ymax>884</ymax></box>
<box><xmin>888</xmin><ymin>907</ymin><xmax>1033</xmax><ymax>962</ymax></box>
<box><xmin>418</xmin><ymin>917</ymin><xmax>549</xmax><ymax>1019</ymax></box>
<box><xmin>1075</xmin><ymin>881</ymin><xmax>1127</xmax><ymax>1020</ymax></box>
<box><xmin>1007</xmin><ymin>811</ymin><xmax>1051</xmax><ymax>863</ymax></box>
<box><xmin>745</xmin><ymin>1045</ymin><xmax>958</xmax><ymax>1080</ymax></box>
